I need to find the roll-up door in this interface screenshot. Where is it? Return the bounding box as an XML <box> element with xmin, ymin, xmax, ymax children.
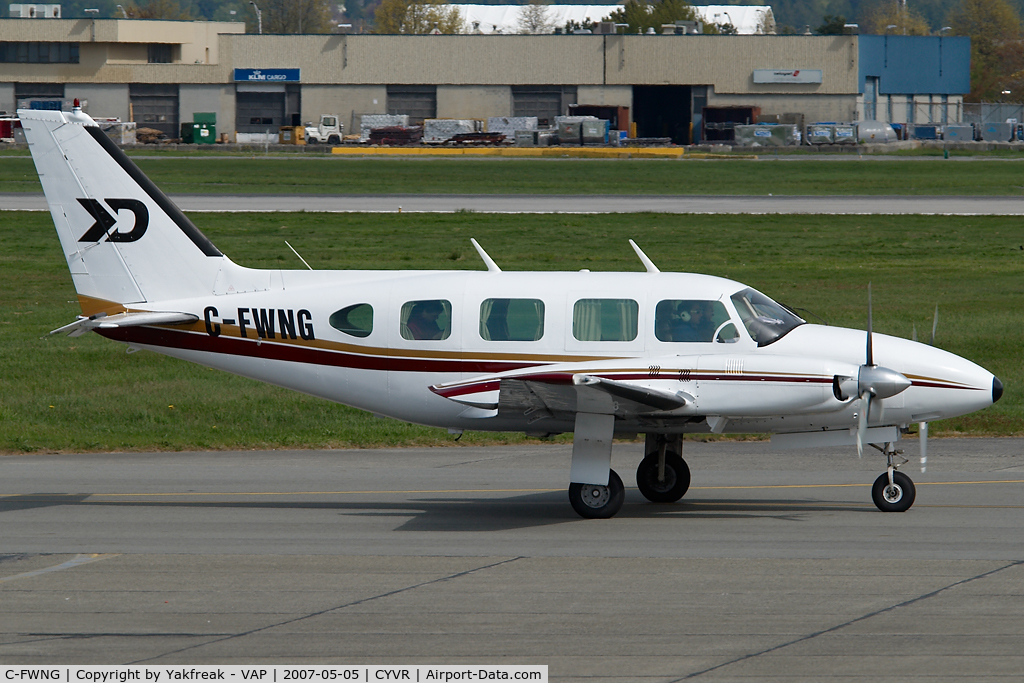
<box><xmin>386</xmin><ymin>85</ymin><xmax>436</xmax><ymax>124</ymax></box>
<box><xmin>130</xmin><ymin>83</ymin><xmax>178</xmax><ymax>138</ymax></box>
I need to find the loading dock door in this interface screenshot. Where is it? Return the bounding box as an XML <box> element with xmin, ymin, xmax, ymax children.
<box><xmin>130</xmin><ymin>83</ymin><xmax>178</xmax><ymax>138</ymax></box>
<box><xmin>632</xmin><ymin>86</ymin><xmax>691</xmax><ymax>145</ymax></box>
<box><xmin>513</xmin><ymin>86</ymin><xmax>577</xmax><ymax>127</ymax></box>
<box><xmin>387</xmin><ymin>85</ymin><xmax>437</xmax><ymax>125</ymax></box>
<box><xmin>236</xmin><ymin>83</ymin><xmax>286</xmax><ymax>134</ymax></box>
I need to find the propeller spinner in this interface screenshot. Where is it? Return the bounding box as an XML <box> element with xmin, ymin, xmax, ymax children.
<box><xmin>831</xmin><ymin>285</ymin><xmax>913</xmax><ymax>457</ymax></box>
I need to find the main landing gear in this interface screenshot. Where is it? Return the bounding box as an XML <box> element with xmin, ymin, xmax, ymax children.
<box><xmin>870</xmin><ymin>442</ymin><xmax>916</xmax><ymax>513</ymax></box>
<box><xmin>566</xmin><ymin>431</ymin><xmax>693</xmax><ymax>519</ymax></box>
<box><xmin>636</xmin><ymin>434</ymin><xmax>691</xmax><ymax>503</ymax></box>
<box><xmin>568</xmin><ymin>471</ymin><xmax>625</xmax><ymax>519</ymax></box>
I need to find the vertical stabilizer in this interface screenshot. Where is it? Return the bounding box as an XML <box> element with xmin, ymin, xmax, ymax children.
<box><xmin>20</xmin><ymin>107</ymin><xmax>226</xmax><ymax>311</ymax></box>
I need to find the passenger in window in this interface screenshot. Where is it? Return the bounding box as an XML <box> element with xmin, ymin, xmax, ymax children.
<box><xmin>406</xmin><ymin>301</ymin><xmax>445</xmax><ymax>340</ymax></box>
<box><xmin>673</xmin><ymin>301</ymin><xmax>716</xmax><ymax>342</ymax></box>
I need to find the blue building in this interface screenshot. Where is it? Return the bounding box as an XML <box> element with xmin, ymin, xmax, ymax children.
<box><xmin>858</xmin><ymin>35</ymin><xmax>971</xmax><ymax>124</ymax></box>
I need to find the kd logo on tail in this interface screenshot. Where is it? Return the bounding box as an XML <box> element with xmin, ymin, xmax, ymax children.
<box><xmin>76</xmin><ymin>197</ymin><xmax>149</xmax><ymax>243</ymax></box>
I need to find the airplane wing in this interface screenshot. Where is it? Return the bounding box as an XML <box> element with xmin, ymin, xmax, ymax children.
<box><xmin>50</xmin><ymin>311</ymin><xmax>199</xmax><ymax>338</ymax></box>
<box><xmin>431</xmin><ymin>369</ymin><xmax>694</xmax><ymax>420</ymax></box>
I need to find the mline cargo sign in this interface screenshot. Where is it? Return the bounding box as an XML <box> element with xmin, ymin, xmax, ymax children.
<box><xmin>234</xmin><ymin>68</ymin><xmax>301</xmax><ymax>82</ymax></box>
<box><xmin>752</xmin><ymin>69</ymin><xmax>823</xmax><ymax>84</ymax></box>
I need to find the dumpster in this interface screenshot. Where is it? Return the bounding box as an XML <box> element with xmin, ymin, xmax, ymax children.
<box><xmin>193</xmin><ymin>122</ymin><xmax>216</xmax><ymax>144</ymax></box>
<box><xmin>278</xmin><ymin>126</ymin><xmax>305</xmax><ymax>145</ymax></box>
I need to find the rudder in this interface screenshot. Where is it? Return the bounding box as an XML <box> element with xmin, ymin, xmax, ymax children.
<box><xmin>20</xmin><ymin>107</ymin><xmax>226</xmax><ymax>312</ymax></box>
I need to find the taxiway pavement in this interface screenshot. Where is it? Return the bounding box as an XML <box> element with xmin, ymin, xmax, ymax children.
<box><xmin>4</xmin><ymin>192</ymin><xmax>1024</xmax><ymax>214</ymax></box>
<box><xmin>2</xmin><ymin>439</ymin><xmax>1023</xmax><ymax>679</ymax></box>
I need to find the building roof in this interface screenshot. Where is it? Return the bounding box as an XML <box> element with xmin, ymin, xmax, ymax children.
<box><xmin>448</xmin><ymin>4</ymin><xmax>774</xmax><ymax>35</ymax></box>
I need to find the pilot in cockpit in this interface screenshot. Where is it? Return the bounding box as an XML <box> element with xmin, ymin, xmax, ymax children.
<box><xmin>672</xmin><ymin>301</ymin><xmax>716</xmax><ymax>342</ymax></box>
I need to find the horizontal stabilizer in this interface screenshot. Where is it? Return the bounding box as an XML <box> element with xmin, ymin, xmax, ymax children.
<box><xmin>51</xmin><ymin>311</ymin><xmax>199</xmax><ymax>338</ymax></box>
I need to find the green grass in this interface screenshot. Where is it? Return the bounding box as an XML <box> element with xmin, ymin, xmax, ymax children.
<box><xmin>1</xmin><ymin>210</ymin><xmax>1021</xmax><ymax>453</ymax></box>
<box><xmin>5</xmin><ymin>156</ymin><xmax>1024</xmax><ymax>195</ymax></box>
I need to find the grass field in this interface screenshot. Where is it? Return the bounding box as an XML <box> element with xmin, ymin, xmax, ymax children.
<box><xmin>4</xmin><ymin>156</ymin><xmax>1024</xmax><ymax>195</ymax></box>
<box><xmin>1</xmin><ymin>210</ymin><xmax>1020</xmax><ymax>453</ymax></box>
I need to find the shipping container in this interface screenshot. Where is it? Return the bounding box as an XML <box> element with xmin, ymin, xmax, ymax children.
<box><xmin>943</xmin><ymin>124</ymin><xmax>974</xmax><ymax>141</ymax></box>
<box><xmin>978</xmin><ymin>122</ymin><xmax>1014</xmax><ymax>142</ymax></box>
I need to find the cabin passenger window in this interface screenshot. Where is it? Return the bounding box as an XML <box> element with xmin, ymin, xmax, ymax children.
<box><xmin>401</xmin><ymin>299</ymin><xmax>452</xmax><ymax>340</ymax></box>
<box><xmin>329</xmin><ymin>303</ymin><xmax>373</xmax><ymax>338</ymax></box>
<box><xmin>480</xmin><ymin>298</ymin><xmax>545</xmax><ymax>341</ymax></box>
<box><xmin>573</xmin><ymin>299</ymin><xmax>638</xmax><ymax>342</ymax></box>
<box><xmin>655</xmin><ymin>300</ymin><xmax>731</xmax><ymax>343</ymax></box>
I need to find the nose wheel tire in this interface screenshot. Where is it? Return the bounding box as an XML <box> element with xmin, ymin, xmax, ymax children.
<box><xmin>636</xmin><ymin>453</ymin><xmax>691</xmax><ymax>503</ymax></box>
<box><xmin>568</xmin><ymin>470</ymin><xmax>625</xmax><ymax>519</ymax></box>
<box><xmin>871</xmin><ymin>470</ymin><xmax>916</xmax><ymax>512</ymax></box>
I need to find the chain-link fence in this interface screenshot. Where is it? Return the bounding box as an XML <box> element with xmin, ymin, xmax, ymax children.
<box><xmin>963</xmin><ymin>103</ymin><xmax>1024</xmax><ymax>124</ymax></box>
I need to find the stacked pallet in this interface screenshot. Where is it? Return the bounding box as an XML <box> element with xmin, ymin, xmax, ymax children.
<box><xmin>422</xmin><ymin>119</ymin><xmax>481</xmax><ymax>143</ymax></box>
<box><xmin>368</xmin><ymin>126</ymin><xmax>423</xmax><ymax>145</ymax></box>
<box><xmin>486</xmin><ymin>116</ymin><xmax>537</xmax><ymax>139</ymax></box>
<box><xmin>359</xmin><ymin>114</ymin><xmax>409</xmax><ymax>142</ymax></box>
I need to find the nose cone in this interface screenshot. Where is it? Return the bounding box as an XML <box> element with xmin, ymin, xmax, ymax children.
<box><xmin>993</xmin><ymin>376</ymin><xmax>1004</xmax><ymax>404</ymax></box>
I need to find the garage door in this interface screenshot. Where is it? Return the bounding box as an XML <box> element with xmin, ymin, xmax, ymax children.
<box><xmin>130</xmin><ymin>83</ymin><xmax>178</xmax><ymax>138</ymax></box>
<box><xmin>387</xmin><ymin>85</ymin><xmax>436</xmax><ymax>124</ymax></box>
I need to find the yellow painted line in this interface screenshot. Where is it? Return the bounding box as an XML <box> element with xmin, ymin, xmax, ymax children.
<box><xmin>688</xmin><ymin>481</ymin><xmax>1024</xmax><ymax>491</ymax></box>
<box><xmin>3</xmin><ymin>479</ymin><xmax>1023</xmax><ymax>501</ymax></box>
<box><xmin>330</xmin><ymin>146</ymin><xmax>693</xmax><ymax>159</ymax></box>
<box><xmin>0</xmin><ymin>488</ymin><xmax>561</xmax><ymax>498</ymax></box>
<box><xmin>0</xmin><ymin>553</ymin><xmax>117</xmax><ymax>584</ymax></box>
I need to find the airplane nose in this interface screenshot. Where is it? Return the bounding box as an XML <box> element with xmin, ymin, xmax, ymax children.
<box><xmin>993</xmin><ymin>376</ymin><xmax>1004</xmax><ymax>404</ymax></box>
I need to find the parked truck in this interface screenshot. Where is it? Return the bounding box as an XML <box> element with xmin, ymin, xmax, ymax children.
<box><xmin>305</xmin><ymin>114</ymin><xmax>343</xmax><ymax>145</ymax></box>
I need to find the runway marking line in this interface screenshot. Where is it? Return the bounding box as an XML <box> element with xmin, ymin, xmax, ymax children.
<box><xmin>2</xmin><ymin>479</ymin><xmax>1023</xmax><ymax>499</ymax></box>
<box><xmin>0</xmin><ymin>553</ymin><xmax>117</xmax><ymax>584</ymax></box>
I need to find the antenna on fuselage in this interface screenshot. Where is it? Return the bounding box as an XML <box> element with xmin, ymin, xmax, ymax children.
<box><xmin>285</xmin><ymin>241</ymin><xmax>313</xmax><ymax>270</ymax></box>
<box><xmin>629</xmin><ymin>239</ymin><xmax>660</xmax><ymax>273</ymax></box>
<box><xmin>470</xmin><ymin>238</ymin><xmax>501</xmax><ymax>273</ymax></box>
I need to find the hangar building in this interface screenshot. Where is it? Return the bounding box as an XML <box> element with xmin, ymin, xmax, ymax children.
<box><xmin>0</xmin><ymin>17</ymin><xmax>969</xmax><ymax>144</ymax></box>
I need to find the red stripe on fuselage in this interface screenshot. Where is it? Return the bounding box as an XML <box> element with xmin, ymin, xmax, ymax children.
<box><xmin>97</xmin><ymin>327</ymin><xmax>543</xmax><ymax>374</ymax></box>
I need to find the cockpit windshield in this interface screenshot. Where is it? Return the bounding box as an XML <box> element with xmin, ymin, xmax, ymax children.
<box><xmin>729</xmin><ymin>288</ymin><xmax>805</xmax><ymax>347</ymax></box>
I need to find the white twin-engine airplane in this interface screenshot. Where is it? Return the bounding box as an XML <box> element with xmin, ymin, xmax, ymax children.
<box><xmin>21</xmin><ymin>105</ymin><xmax>1003</xmax><ymax>519</ymax></box>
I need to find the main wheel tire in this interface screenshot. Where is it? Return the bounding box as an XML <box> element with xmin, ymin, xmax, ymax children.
<box><xmin>636</xmin><ymin>452</ymin><xmax>691</xmax><ymax>503</ymax></box>
<box><xmin>568</xmin><ymin>469</ymin><xmax>625</xmax><ymax>519</ymax></box>
<box><xmin>871</xmin><ymin>470</ymin><xmax>916</xmax><ymax>512</ymax></box>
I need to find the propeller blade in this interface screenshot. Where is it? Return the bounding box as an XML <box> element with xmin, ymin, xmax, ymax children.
<box><xmin>920</xmin><ymin>421</ymin><xmax>929</xmax><ymax>472</ymax></box>
<box><xmin>912</xmin><ymin>323</ymin><xmax>917</xmax><ymax>342</ymax></box>
<box><xmin>857</xmin><ymin>391</ymin><xmax>871</xmax><ymax>458</ymax></box>
<box><xmin>866</xmin><ymin>283</ymin><xmax>874</xmax><ymax>367</ymax></box>
<box><xmin>931</xmin><ymin>305</ymin><xmax>939</xmax><ymax>346</ymax></box>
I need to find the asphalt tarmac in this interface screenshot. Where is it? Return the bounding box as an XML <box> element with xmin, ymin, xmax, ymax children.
<box><xmin>2</xmin><ymin>439</ymin><xmax>1023</xmax><ymax>678</ymax></box>
<box><xmin>4</xmin><ymin>192</ymin><xmax>1024</xmax><ymax>214</ymax></box>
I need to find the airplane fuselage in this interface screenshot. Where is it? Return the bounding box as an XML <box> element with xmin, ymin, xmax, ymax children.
<box><xmin>92</xmin><ymin>269</ymin><xmax>996</xmax><ymax>437</ymax></box>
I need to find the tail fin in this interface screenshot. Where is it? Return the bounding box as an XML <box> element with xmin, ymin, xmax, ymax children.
<box><xmin>20</xmin><ymin>107</ymin><xmax>226</xmax><ymax>313</ymax></box>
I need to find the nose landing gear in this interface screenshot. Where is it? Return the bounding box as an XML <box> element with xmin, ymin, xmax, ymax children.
<box><xmin>870</xmin><ymin>442</ymin><xmax>916</xmax><ymax>512</ymax></box>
